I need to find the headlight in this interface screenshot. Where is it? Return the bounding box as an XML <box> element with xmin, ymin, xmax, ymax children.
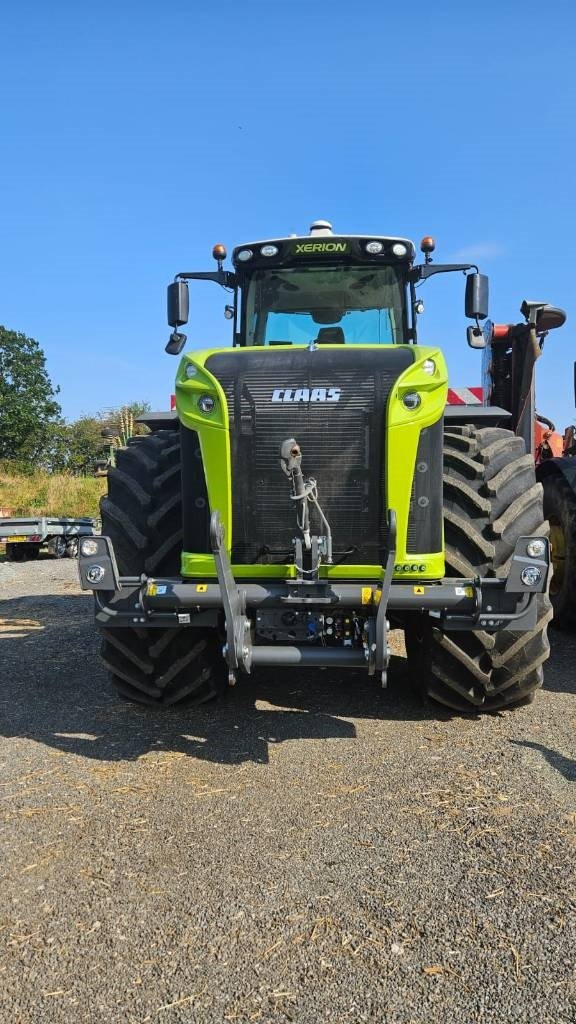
<box><xmin>392</xmin><ymin>243</ymin><xmax>408</xmax><ymax>257</ymax></box>
<box><xmin>236</xmin><ymin>249</ymin><xmax>253</xmax><ymax>262</ymax></box>
<box><xmin>422</xmin><ymin>359</ymin><xmax>436</xmax><ymax>375</ymax></box>
<box><xmin>86</xmin><ymin>564</ymin><xmax>106</xmax><ymax>584</ymax></box>
<box><xmin>402</xmin><ymin>391</ymin><xmax>421</xmax><ymax>410</ymax></box>
<box><xmin>185</xmin><ymin>364</ymin><xmax>198</xmax><ymax>378</ymax></box>
<box><xmin>80</xmin><ymin>539</ymin><xmax>99</xmax><ymax>556</ymax></box>
<box><xmin>198</xmin><ymin>395</ymin><xmax>216</xmax><ymax>413</ymax></box>
<box><xmin>260</xmin><ymin>245</ymin><xmax>279</xmax><ymax>257</ymax></box>
<box><xmin>365</xmin><ymin>241</ymin><xmax>383</xmax><ymax>254</ymax></box>
<box><xmin>521</xmin><ymin>566</ymin><xmax>542</xmax><ymax>587</ymax></box>
<box><xmin>526</xmin><ymin>539</ymin><xmax>546</xmax><ymax>558</ymax></box>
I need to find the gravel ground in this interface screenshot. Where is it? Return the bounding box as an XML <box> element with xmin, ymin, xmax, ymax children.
<box><xmin>0</xmin><ymin>558</ymin><xmax>574</xmax><ymax>1023</ymax></box>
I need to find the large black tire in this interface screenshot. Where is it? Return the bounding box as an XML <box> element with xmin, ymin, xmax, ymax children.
<box><xmin>541</xmin><ymin>470</ymin><xmax>576</xmax><ymax>629</ymax></box>
<box><xmin>405</xmin><ymin>426</ymin><xmax>552</xmax><ymax>712</ymax></box>
<box><xmin>99</xmin><ymin>429</ymin><xmax>226</xmax><ymax>707</ymax></box>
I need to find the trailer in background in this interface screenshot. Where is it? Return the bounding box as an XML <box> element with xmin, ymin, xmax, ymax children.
<box><xmin>0</xmin><ymin>517</ymin><xmax>97</xmax><ymax>561</ymax></box>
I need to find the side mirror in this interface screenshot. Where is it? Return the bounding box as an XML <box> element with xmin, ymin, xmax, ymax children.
<box><xmin>520</xmin><ymin>300</ymin><xmax>567</xmax><ymax>334</ymax></box>
<box><xmin>167</xmin><ymin>280</ymin><xmax>189</xmax><ymax>327</ymax></box>
<box><xmin>467</xmin><ymin>325</ymin><xmax>486</xmax><ymax>349</ymax></box>
<box><xmin>165</xmin><ymin>331</ymin><xmax>187</xmax><ymax>356</ymax></box>
<box><xmin>536</xmin><ymin>304</ymin><xmax>566</xmax><ymax>334</ymax></box>
<box><xmin>465</xmin><ymin>273</ymin><xmax>489</xmax><ymax>320</ymax></box>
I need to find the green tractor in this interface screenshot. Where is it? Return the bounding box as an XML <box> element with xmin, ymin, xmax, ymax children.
<box><xmin>80</xmin><ymin>220</ymin><xmax>565</xmax><ymax>712</ymax></box>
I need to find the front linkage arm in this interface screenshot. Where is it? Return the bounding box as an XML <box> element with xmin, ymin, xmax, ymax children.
<box><xmin>208</xmin><ymin>509</ymin><xmax>398</xmax><ymax>682</ymax></box>
<box><xmin>372</xmin><ymin>510</ymin><xmax>397</xmax><ymax>687</ymax></box>
<box><xmin>210</xmin><ymin>511</ymin><xmax>251</xmax><ymax>685</ymax></box>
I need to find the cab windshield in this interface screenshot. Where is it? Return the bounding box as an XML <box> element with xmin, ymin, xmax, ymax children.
<box><xmin>243</xmin><ymin>264</ymin><xmax>406</xmax><ymax>345</ymax></box>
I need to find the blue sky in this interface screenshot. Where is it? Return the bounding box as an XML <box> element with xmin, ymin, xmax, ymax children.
<box><xmin>1</xmin><ymin>1</ymin><xmax>575</xmax><ymax>428</ymax></box>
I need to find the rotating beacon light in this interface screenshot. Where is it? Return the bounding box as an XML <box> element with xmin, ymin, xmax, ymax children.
<box><xmin>420</xmin><ymin>235</ymin><xmax>435</xmax><ymax>264</ymax></box>
<box><xmin>212</xmin><ymin>243</ymin><xmax>227</xmax><ymax>268</ymax></box>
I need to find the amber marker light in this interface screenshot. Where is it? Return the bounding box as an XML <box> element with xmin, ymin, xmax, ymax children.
<box><xmin>420</xmin><ymin>236</ymin><xmax>435</xmax><ymax>255</ymax></box>
<box><xmin>212</xmin><ymin>243</ymin><xmax>227</xmax><ymax>261</ymax></box>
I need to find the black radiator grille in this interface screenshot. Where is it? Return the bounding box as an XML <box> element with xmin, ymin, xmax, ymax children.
<box><xmin>406</xmin><ymin>417</ymin><xmax>444</xmax><ymax>554</ymax></box>
<box><xmin>181</xmin><ymin>426</ymin><xmax>211</xmax><ymax>554</ymax></box>
<box><xmin>206</xmin><ymin>348</ymin><xmax>414</xmax><ymax>564</ymax></box>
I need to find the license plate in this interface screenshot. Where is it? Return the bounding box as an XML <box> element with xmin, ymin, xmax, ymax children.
<box><xmin>6</xmin><ymin>535</ymin><xmax>27</xmax><ymax>543</ymax></box>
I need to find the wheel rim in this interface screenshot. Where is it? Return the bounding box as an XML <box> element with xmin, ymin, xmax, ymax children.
<box><xmin>549</xmin><ymin>519</ymin><xmax>566</xmax><ymax>595</ymax></box>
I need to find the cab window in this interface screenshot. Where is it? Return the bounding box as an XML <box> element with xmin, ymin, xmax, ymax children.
<box><xmin>244</xmin><ymin>264</ymin><xmax>406</xmax><ymax>345</ymax></box>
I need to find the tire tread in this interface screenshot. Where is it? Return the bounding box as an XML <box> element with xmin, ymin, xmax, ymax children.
<box><xmin>406</xmin><ymin>427</ymin><xmax>551</xmax><ymax>712</ymax></box>
<box><xmin>99</xmin><ymin>429</ymin><xmax>226</xmax><ymax>706</ymax></box>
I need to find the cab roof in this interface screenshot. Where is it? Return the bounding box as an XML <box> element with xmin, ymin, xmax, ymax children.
<box><xmin>232</xmin><ymin>234</ymin><xmax>416</xmax><ymax>270</ymax></box>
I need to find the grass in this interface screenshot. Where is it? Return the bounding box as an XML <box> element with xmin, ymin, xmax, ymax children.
<box><xmin>0</xmin><ymin>469</ymin><xmax>106</xmax><ymax>520</ymax></box>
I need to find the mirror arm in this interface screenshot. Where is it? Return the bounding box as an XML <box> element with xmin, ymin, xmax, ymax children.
<box><xmin>175</xmin><ymin>269</ymin><xmax>237</xmax><ymax>288</ymax></box>
<box><xmin>410</xmin><ymin>262</ymin><xmax>478</xmax><ymax>282</ymax></box>
<box><xmin>408</xmin><ymin>279</ymin><xmax>418</xmax><ymax>343</ymax></box>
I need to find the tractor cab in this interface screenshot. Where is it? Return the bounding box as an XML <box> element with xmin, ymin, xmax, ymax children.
<box><xmin>166</xmin><ymin>220</ymin><xmax>489</xmax><ymax>355</ymax></box>
<box><xmin>231</xmin><ymin>222</ymin><xmax>413</xmax><ymax>347</ymax></box>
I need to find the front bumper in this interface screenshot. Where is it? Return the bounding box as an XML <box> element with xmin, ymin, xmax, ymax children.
<box><xmin>79</xmin><ymin>516</ymin><xmax>550</xmax><ymax>681</ymax></box>
<box><xmin>91</xmin><ymin>576</ymin><xmax>538</xmax><ymax>631</ymax></box>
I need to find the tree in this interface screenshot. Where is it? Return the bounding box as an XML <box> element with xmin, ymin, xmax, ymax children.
<box><xmin>39</xmin><ymin>421</ymin><xmax>74</xmax><ymax>474</ymax></box>
<box><xmin>65</xmin><ymin>401</ymin><xmax>152</xmax><ymax>475</ymax></box>
<box><xmin>0</xmin><ymin>326</ymin><xmax>62</xmax><ymax>465</ymax></box>
<box><xmin>59</xmin><ymin>416</ymin><xmax>102</xmax><ymax>475</ymax></box>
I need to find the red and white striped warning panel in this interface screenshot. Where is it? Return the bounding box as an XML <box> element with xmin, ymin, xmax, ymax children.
<box><xmin>447</xmin><ymin>387</ymin><xmax>483</xmax><ymax>405</ymax></box>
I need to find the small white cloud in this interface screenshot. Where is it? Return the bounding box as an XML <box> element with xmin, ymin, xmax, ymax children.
<box><xmin>451</xmin><ymin>242</ymin><xmax>507</xmax><ymax>262</ymax></box>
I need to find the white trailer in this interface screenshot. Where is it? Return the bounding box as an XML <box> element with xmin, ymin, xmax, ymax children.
<box><xmin>0</xmin><ymin>516</ymin><xmax>96</xmax><ymax>561</ymax></box>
